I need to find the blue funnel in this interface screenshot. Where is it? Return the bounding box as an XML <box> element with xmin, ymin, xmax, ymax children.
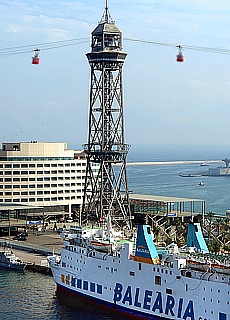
<box><xmin>134</xmin><ymin>225</ymin><xmax>159</xmax><ymax>264</ymax></box>
<box><xmin>186</xmin><ymin>223</ymin><xmax>209</xmax><ymax>254</ymax></box>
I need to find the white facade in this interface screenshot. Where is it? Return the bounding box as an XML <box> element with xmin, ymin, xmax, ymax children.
<box><xmin>0</xmin><ymin>141</ymin><xmax>92</xmax><ymax>208</ymax></box>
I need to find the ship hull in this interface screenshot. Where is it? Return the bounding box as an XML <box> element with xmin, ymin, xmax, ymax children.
<box><xmin>56</xmin><ymin>283</ymin><xmax>168</xmax><ymax>320</ymax></box>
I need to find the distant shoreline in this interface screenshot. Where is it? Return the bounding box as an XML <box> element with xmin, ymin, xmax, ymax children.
<box><xmin>126</xmin><ymin>160</ymin><xmax>222</xmax><ymax>166</ymax></box>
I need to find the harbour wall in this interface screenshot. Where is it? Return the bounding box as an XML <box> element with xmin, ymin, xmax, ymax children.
<box><xmin>126</xmin><ymin>160</ymin><xmax>222</xmax><ymax>166</ymax></box>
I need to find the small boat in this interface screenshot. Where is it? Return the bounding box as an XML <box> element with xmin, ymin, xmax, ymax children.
<box><xmin>198</xmin><ymin>182</ymin><xmax>205</xmax><ymax>186</ymax></box>
<box><xmin>200</xmin><ymin>162</ymin><xmax>209</xmax><ymax>167</ymax></box>
<box><xmin>186</xmin><ymin>259</ymin><xmax>211</xmax><ymax>272</ymax></box>
<box><xmin>90</xmin><ymin>240</ymin><xmax>113</xmax><ymax>253</ymax></box>
<box><xmin>0</xmin><ymin>250</ymin><xmax>26</xmax><ymax>270</ymax></box>
<box><xmin>211</xmin><ymin>263</ymin><xmax>230</xmax><ymax>275</ymax></box>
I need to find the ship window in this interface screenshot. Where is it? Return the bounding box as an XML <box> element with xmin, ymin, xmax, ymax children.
<box><xmin>130</xmin><ymin>271</ymin><xmax>135</xmax><ymax>276</ymax></box>
<box><xmin>90</xmin><ymin>282</ymin><xmax>95</xmax><ymax>292</ymax></box>
<box><xmin>166</xmin><ymin>288</ymin><xmax>172</xmax><ymax>295</ymax></box>
<box><xmin>139</xmin><ymin>263</ymin><xmax>141</xmax><ymax>271</ymax></box>
<box><xmin>77</xmin><ymin>279</ymin><xmax>82</xmax><ymax>289</ymax></box>
<box><xmin>62</xmin><ymin>262</ymin><xmax>66</xmax><ymax>267</ymax></box>
<box><xmin>155</xmin><ymin>276</ymin><xmax>161</xmax><ymax>286</ymax></box>
<box><xmin>71</xmin><ymin>277</ymin><xmax>76</xmax><ymax>287</ymax></box>
<box><xmin>98</xmin><ymin>265</ymin><xmax>102</xmax><ymax>268</ymax></box>
<box><xmin>97</xmin><ymin>284</ymin><xmax>102</xmax><ymax>294</ymax></box>
<box><xmin>83</xmin><ymin>281</ymin><xmax>88</xmax><ymax>290</ymax></box>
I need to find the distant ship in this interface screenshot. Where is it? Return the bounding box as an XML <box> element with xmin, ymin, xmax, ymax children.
<box><xmin>48</xmin><ymin>222</ymin><xmax>229</xmax><ymax>319</ymax></box>
<box><xmin>179</xmin><ymin>172</ymin><xmax>202</xmax><ymax>177</ymax></box>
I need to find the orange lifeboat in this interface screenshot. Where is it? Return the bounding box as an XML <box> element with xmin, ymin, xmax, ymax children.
<box><xmin>32</xmin><ymin>49</ymin><xmax>40</xmax><ymax>65</ymax></box>
<box><xmin>176</xmin><ymin>45</ymin><xmax>184</xmax><ymax>62</ymax></box>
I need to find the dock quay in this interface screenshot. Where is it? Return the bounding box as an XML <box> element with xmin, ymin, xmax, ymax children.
<box><xmin>0</xmin><ymin>230</ymin><xmax>63</xmax><ymax>275</ymax></box>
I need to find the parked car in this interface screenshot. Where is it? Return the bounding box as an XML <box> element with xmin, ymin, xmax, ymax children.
<box><xmin>59</xmin><ymin>217</ymin><xmax>65</xmax><ymax>223</ymax></box>
<box><xmin>49</xmin><ymin>219</ymin><xmax>57</xmax><ymax>224</ymax></box>
<box><xmin>13</xmin><ymin>233</ymin><xmax>27</xmax><ymax>241</ymax></box>
<box><xmin>66</xmin><ymin>217</ymin><xmax>73</xmax><ymax>223</ymax></box>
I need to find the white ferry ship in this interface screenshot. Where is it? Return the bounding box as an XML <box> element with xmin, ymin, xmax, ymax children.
<box><xmin>48</xmin><ymin>222</ymin><xmax>229</xmax><ymax>320</ymax></box>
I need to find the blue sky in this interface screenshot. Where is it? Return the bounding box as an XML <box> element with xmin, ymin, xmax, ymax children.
<box><xmin>1</xmin><ymin>0</ymin><xmax>230</xmax><ymax>150</ymax></box>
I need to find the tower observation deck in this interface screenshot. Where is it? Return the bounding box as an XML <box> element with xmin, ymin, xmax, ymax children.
<box><xmin>82</xmin><ymin>2</ymin><xmax>132</xmax><ymax>229</ymax></box>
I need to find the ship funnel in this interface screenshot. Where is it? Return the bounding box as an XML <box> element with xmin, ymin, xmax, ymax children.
<box><xmin>134</xmin><ymin>225</ymin><xmax>159</xmax><ymax>264</ymax></box>
<box><xmin>186</xmin><ymin>223</ymin><xmax>209</xmax><ymax>254</ymax></box>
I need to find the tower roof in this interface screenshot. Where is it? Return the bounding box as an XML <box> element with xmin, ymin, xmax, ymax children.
<box><xmin>92</xmin><ymin>22</ymin><xmax>121</xmax><ymax>36</ymax></box>
<box><xmin>92</xmin><ymin>0</ymin><xmax>121</xmax><ymax>35</ymax></box>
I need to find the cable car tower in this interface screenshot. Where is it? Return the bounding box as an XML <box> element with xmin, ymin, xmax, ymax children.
<box><xmin>82</xmin><ymin>1</ymin><xmax>132</xmax><ymax>230</ymax></box>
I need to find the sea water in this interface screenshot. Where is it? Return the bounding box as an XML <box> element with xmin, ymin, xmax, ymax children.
<box><xmin>1</xmin><ymin>144</ymin><xmax>230</xmax><ymax>319</ymax></box>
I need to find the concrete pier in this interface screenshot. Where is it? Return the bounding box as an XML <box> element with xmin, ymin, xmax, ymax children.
<box><xmin>0</xmin><ymin>229</ymin><xmax>63</xmax><ymax>274</ymax></box>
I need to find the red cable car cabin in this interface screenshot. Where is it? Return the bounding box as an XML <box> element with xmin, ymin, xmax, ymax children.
<box><xmin>176</xmin><ymin>45</ymin><xmax>184</xmax><ymax>62</ymax></box>
<box><xmin>32</xmin><ymin>49</ymin><xmax>40</xmax><ymax>65</ymax></box>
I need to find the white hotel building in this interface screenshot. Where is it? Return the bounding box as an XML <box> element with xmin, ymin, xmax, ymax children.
<box><xmin>0</xmin><ymin>141</ymin><xmax>92</xmax><ymax>214</ymax></box>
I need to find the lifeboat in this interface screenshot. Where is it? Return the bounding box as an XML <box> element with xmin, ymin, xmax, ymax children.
<box><xmin>32</xmin><ymin>49</ymin><xmax>40</xmax><ymax>65</ymax></box>
<box><xmin>176</xmin><ymin>45</ymin><xmax>184</xmax><ymax>62</ymax></box>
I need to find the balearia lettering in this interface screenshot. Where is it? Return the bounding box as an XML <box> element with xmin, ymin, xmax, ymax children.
<box><xmin>113</xmin><ymin>283</ymin><xmax>195</xmax><ymax>320</ymax></box>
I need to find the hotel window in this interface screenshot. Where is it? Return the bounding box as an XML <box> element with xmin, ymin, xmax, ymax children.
<box><xmin>44</xmin><ymin>184</ymin><xmax>50</xmax><ymax>187</ymax></box>
<box><xmin>5</xmin><ymin>192</ymin><xmax>12</xmax><ymax>196</ymax></box>
<box><xmin>44</xmin><ymin>177</ymin><xmax>50</xmax><ymax>181</ymax></box>
<box><xmin>44</xmin><ymin>171</ymin><xmax>50</xmax><ymax>174</ymax></box>
<box><xmin>44</xmin><ymin>164</ymin><xmax>50</xmax><ymax>167</ymax></box>
<box><xmin>37</xmin><ymin>171</ymin><xmax>43</xmax><ymax>174</ymax></box>
<box><xmin>37</xmin><ymin>184</ymin><xmax>43</xmax><ymax>188</ymax></box>
<box><xmin>0</xmin><ymin>171</ymin><xmax>3</xmax><ymax>175</ymax></box>
<box><xmin>21</xmin><ymin>192</ymin><xmax>28</xmax><ymax>195</ymax></box>
<box><xmin>29</xmin><ymin>164</ymin><xmax>36</xmax><ymax>168</ymax></box>
<box><xmin>13</xmin><ymin>164</ymin><xmax>20</xmax><ymax>168</ymax></box>
<box><xmin>29</xmin><ymin>171</ymin><xmax>36</xmax><ymax>174</ymax></box>
<box><xmin>37</xmin><ymin>164</ymin><xmax>43</xmax><ymax>167</ymax></box>
<box><xmin>21</xmin><ymin>171</ymin><xmax>28</xmax><ymax>175</ymax></box>
<box><xmin>29</xmin><ymin>198</ymin><xmax>36</xmax><ymax>202</ymax></box>
<box><xmin>13</xmin><ymin>199</ymin><xmax>20</xmax><ymax>202</ymax></box>
<box><xmin>5</xmin><ymin>164</ymin><xmax>12</xmax><ymax>168</ymax></box>
<box><xmin>29</xmin><ymin>185</ymin><xmax>35</xmax><ymax>188</ymax></box>
<box><xmin>51</xmin><ymin>197</ymin><xmax>57</xmax><ymax>201</ymax></box>
<box><xmin>21</xmin><ymin>178</ymin><xmax>28</xmax><ymax>181</ymax></box>
<box><xmin>21</xmin><ymin>164</ymin><xmax>28</xmax><ymax>168</ymax></box>
<box><xmin>5</xmin><ymin>178</ymin><xmax>12</xmax><ymax>182</ymax></box>
<box><xmin>5</xmin><ymin>171</ymin><xmax>12</xmax><ymax>175</ymax></box>
<box><xmin>13</xmin><ymin>178</ymin><xmax>20</xmax><ymax>181</ymax></box>
<box><xmin>13</xmin><ymin>192</ymin><xmax>20</xmax><ymax>195</ymax></box>
<box><xmin>5</xmin><ymin>199</ymin><xmax>12</xmax><ymax>202</ymax></box>
<box><xmin>44</xmin><ymin>197</ymin><xmax>50</xmax><ymax>201</ymax></box>
<box><xmin>21</xmin><ymin>185</ymin><xmax>28</xmax><ymax>188</ymax></box>
<box><xmin>13</xmin><ymin>185</ymin><xmax>20</xmax><ymax>189</ymax></box>
<box><xmin>29</xmin><ymin>191</ymin><xmax>35</xmax><ymax>195</ymax></box>
<box><xmin>37</xmin><ymin>178</ymin><xmax>43</xmax><ymax>181</ymax></box>
<box><xmin>21</xmin><ymin>199</ymin><xmax>28</xmax><ymax>202</ymax></box>
<box><xmin>5</xmin><ymin>185</ymin><xmax>12</xmax><ymax>189</ymax></box>
<box><xmin>51</xmin><ymin>177</ymin><xmax>57</xmax><ymax>181</ymax></box>
<box><xmin>37</xmin><ymin>198</ymin><xmax>43</xmax><ymax>201</ymax></box>
<box><xmin>44</xmin><ymin>191</ymin><xmax>50</xmax><ymax>194</ymax></box>
<box><xmin>51</xmin><ymin>164</ymin><xmax>57</xmax><ymax>167</ymax></box>
<box><xmin>37</xmin><ymin>191</ymin><xmax>43</xmax><ymax>195</ymax></box>
<box><xmin>51</xmin><ymin>171</ymin><xmax>57</xmax><ymax>174</ymax></box>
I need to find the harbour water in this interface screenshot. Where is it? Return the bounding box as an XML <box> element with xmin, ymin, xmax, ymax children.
<box><xmin>1</xmin><ymin>144</ymin><xmax>230</xmax><ymax>319</ymax></box>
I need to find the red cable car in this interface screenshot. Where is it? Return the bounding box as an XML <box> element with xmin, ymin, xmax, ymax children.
<box><xmin>32</xmin><ymin>49</ymin><xmax>40</xmax><ymax>65</ymax></box>
<box><xmin>176</xmin><ymin>45</ymin><xmax>184</xmax><ymax>62</ymax></box>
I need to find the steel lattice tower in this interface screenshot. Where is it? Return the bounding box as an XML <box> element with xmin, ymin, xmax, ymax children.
<box><xmin>82</xmin><ymin>2</ymin><xmax>132</xmax><ymax>230</ymax></box>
